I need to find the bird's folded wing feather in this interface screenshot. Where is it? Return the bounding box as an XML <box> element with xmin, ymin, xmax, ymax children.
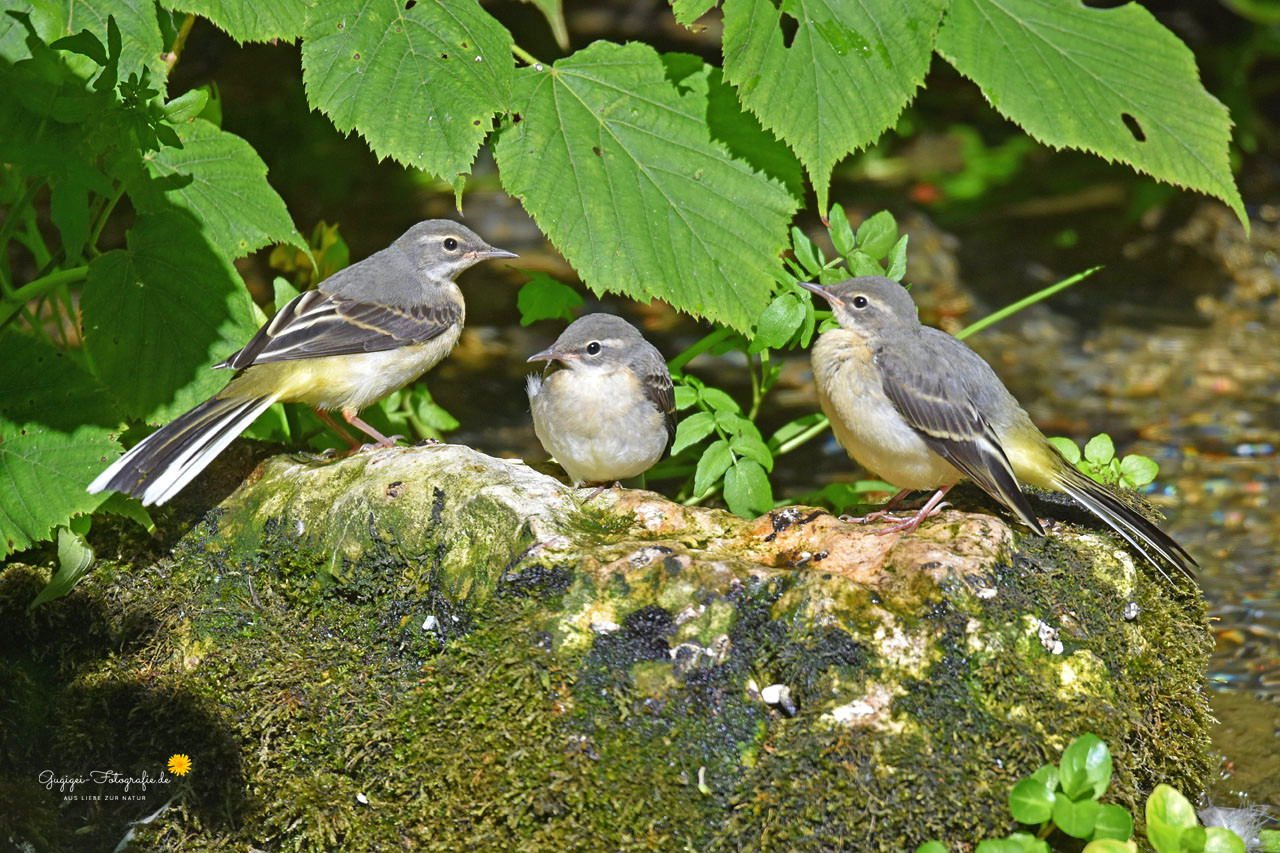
<box><xmin>876</xmin><ymin>346</ymin><xmax>1044</xmax><ymax>533</ymax></box>
<box><xmin>217</xmin><ymin>289</ymin><xmax>461</xmax><ymax>369</ymax></box>
<box><xmin>637</xmin><ymin>351</ymin><xmax>676</xmax><ymax>441</ymax></box>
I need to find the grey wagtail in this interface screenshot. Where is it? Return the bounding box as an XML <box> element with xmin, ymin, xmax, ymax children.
<box><xmin>88</xmin><ymin>220</ymin><xmax>516</xmax><ymax>506</ymax></box>
<box><xmin>800</xmin><ymin>276</ymin><xmax>1196</xmax><ymax>580</ymax></box>
<box><xmin>526</xmin><ymin>313</ymin><xmax>675</xmax><ymax>486</ymax></box>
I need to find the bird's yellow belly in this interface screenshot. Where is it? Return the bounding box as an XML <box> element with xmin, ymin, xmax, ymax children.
<box><xmin>813</xmin><ymin>332</ymin><xmax>959</xmax><ymax>490</ymax></box>
<box><xmin>529</xmin><ymin>369</ymin><xmax>667</xmax><ymax>484</ymax></box>
<box><xmin>222</xmin><ymin>327</ymin><xmax>461</xmax><ymax>412</ymax></box>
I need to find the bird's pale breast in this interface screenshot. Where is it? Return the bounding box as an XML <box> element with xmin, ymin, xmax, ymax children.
<box><xmin>529</xmin><ymin>368</ymin><xmax>667</xmax><ymax>483</ymax></box>
<box><xmin>812</xmin><ymin>329</ymin><xmax>959</xmax><ymax>490</ymax></box>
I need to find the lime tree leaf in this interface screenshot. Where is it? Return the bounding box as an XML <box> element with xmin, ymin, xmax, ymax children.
<box><xmin>671</xmin><ymin>0</ymin><xmax>717</xmax><ymax>27</ymax></box>
<box><xmin>721</xmin><ymin>0</ymin><xmax>947</xmax><ymax>215</ymax></box>
<box><xmin>935</xmin><ymin>0</ymin><xmax>1245</xmax><ymax>228</ymax></box>
<box><xmin>165</xmin><ymin>0</ymin><xmax>308</xmax><ymax>43</ymax></box>
<box><xmin>495</xmin><ymin>41</ymin><xmax>800</xmax><ymax>332</ymax></box>
<box><xmin>0</xmin><ymin>330</ymin><xmax>120</xmax><ymax>558</ymax></box>
<box><xmin>144</xmin><ymin>117</ymin><xmax>306</xmax><ymax>258</ymax></box>
<box><xmin>81</xmin><ymin>212</ymin><xmax>259</xmax><ymax>423</ymax></box>
<box><xmin>63</xmin><ymin>0</ymin><xmax>167</xmax><ymax>95</ymax></box>
<box><xmin>518</xmin><ymin>0</ymin><xmax>568</xmax><ymax>51</ymax></box>
<box><xmin>301</xmin><ymin>0</ymin><xmax>514</xmax><ymax>183</ymax></box>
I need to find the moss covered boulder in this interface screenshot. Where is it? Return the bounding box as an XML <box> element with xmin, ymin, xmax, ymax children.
<box><xmin>0</xmin><ymin>443</ymin><xmax>1211</xmax><ymax>851</ymax></box>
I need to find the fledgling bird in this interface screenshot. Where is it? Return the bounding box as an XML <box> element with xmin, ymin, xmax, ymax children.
<box><xmin>526</xmin><ymin>314</ymin><xmax>674</xmax><ymax>487</ymax></box>
<box><xmin>801</xmin><ymin>276</ymin><xmax>1196</xmax><ymax>581</ymax></box>
<box><xmin>88</xmin><ymin>220</ymin><xmax>516</xmax><ymax>506</ymax></box>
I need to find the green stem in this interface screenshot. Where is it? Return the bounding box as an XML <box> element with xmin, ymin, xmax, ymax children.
<box><xmin>773</xmin><ymin>417</ymin><xmax>830</xmax><ymax>456</ymax></box>
<box><xmin>164</xmin><ymin>14</ymin><xmax>196</xmax><ymax>75</ymax></box>
<box><xmin>683</xmin><ymin>483</ymin><xmax>720</xmax><ymax>506</ymax></box>
<box><xmin>0</xmin><ymin>179</ymin><xmax>42</xmax><ymax>294</ymax></box>
<box><xmin>511</xmin><ymin>43</ymin><xmax>544</xmax><ymax>68</ymax></box>
<box><xmin>956</xmin><ymin>266</ymin><xmax>1101</xmax><ymax>340</ymax></box>
<box><xmin>747</xmin><ymin>356</ymin><xmax>762</xmax><ymax>420</ymax></box>
<box><xmin>0</xmin><ymin>266</ymin><xmax>89</xmax><ymax>329</ymax></box>
<box><xmin>88</xmin><ymin>183</ymin><xmax>124</xmax><ymax>254</ymax></box>
<box><xmin>669</xmin><ymin>326</ymin><xmax>734</xmax><ymax>374</ymax></box>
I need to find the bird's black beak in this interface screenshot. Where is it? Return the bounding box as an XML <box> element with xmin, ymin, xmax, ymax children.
<box><xmin>469</xmin><ymin>246</ymin><xmax>519</xmax><ymax>260</ymax></box>
<box><xmin>798</xmin><ymin>280</ymin><xmax>840</xmax><ymax>306</ymax></box>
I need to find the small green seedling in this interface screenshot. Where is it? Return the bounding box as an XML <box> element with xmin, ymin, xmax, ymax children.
<box><xmin>1048</xmin><ymin>434</ymin><xmax>1159</xmax><ymax>490</ymax></box>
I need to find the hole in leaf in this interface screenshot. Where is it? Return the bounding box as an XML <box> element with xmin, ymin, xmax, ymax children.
<box><xmin>592</xmin><ymin>146</ymin><xmax>602</xmax><ymax>156</ymax></box>
<box><xmin>473</xmin><ymin>119</ymin><xmax>481</xmax><ymax>126</ymax></box>
<box><xmin>405</xmin><ymin>0</ymin><xmax>416</xmax><ymax>8</ymax></box>
<box><xmin>774</xmin><ymin>4</ymin><xmax>799</xmax><ymax>49</ymax></box>
<box><xmin>353</xmin><ymin>52</ymin><xmax>360</xmax><ymax>60</ymax></box>
<box><xmin>440</xmin><ymin>53</ymin><xmax>448</xmax><ymax>59</ymax></box>
<box><xmin>461</xmin><ymin>41</ymin><xmax>468</xmax><ymax>48</ymax></box>
<box><xmin>1121</xmin><ymin>113</ymin><xmax>1145</xmax><ymax>142</ymax></box>
<box><xmin>512</xmin><ymin>112</ymin><xmax>522</xmax><ymax>123</ymax></box>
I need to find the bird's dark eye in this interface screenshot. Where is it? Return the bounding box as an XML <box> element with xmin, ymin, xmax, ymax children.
<box><xmin>443</xmin><ymin>237</ymin><xmax>459</xmax><ymax>251</ymax></box>
<box><xmin>586</xmin><ymin>341</ymin><xmax>601</xmax><ymax>355</ymax></box>
<box><xmin>852</xmin><ymin>295</ymin><xmax>869</xmax><ymax>309</ymax></box>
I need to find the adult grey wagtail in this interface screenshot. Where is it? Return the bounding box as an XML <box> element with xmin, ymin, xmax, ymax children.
<box><xmin>800</xmin><ymin>275</ymin><xmax>1196</xmax><ymax>581</ymax></box>
<box><xmin>88</xmin><ymin>220</ymin><xmax>516</xmax><ymax>506</ymax></box>
<box><xmin>526</xmin><ymin>313</ymin><xmax>675</xmax><ymax>486</ymax></box>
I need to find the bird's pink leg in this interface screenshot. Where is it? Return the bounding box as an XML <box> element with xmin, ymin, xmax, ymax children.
<box><xmin>870</xmin><ymin>484</ymin><xmax>955</xmax><ymax>535</ymax></box>
<box><xmin>840</xmin><ymin>487</ymin><xmax>916</xmax><ymax>523</ymax></box>
<box><xmin>342</xmin><ymin>406</ymin><xmax>401</xmax><ymax>449</ymax></box>
<box><xmin>314</xmin><ymin>408</ymin><xmax>362</xmax><ymax>450</ymax></box>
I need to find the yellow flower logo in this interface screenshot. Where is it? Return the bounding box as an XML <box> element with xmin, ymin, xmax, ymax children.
<box><xmin>167</xmin><ymin>754</ymin><xmax>192</xmax><ymax>776</ymax></box>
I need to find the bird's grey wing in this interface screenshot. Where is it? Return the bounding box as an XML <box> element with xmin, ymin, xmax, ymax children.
<box><xmin>636</xmin><ymin>349</ymin><xmax>676</xmax><ymax>442</ymax></box>
<box><xmin>216</xmin><ymin>289</ymin><xmax>460</xmax><ymax>369</ymax></box>
<box><xmin>876</xmin><ymin>344</ymin><xmax>1044</xmax><ymax>534</ymax></box>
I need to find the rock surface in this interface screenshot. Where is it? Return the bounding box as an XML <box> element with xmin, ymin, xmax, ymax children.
<box><xmin>0</xmin><ymin>442</ymin><xmax>1212</xmax><ymax>851</ymax></box>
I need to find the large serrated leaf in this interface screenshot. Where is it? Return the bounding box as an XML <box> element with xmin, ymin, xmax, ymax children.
<box><xmin>494</xmin><ymin>41</ymin><xmax>800</xmax><ymax>332</ymax></box>
<box><xmin>143</xmin><ymin>117</ymin><xmax>307</xmax><ymax>259</ymax></box>
<box><xmin>165</xmin><ymin>0</ymin><xmax>307</xmax><ymax>43</ymax></box>
<box><xmin>0</xmin><ymin>330</ymin><xmax>120</xmax><ymax>558</ymax></box>
<box><xmin>80</xmin><ymin>213</ymin><xmax>259</xmax><ymax>422</ymax></box>
<box><xmin>722</xmin><ymin>0</ymin><xmax>946</xmax><ymax>216</ymax></box>
<box><xmin>301</xmin><ymin>0</ymin><xmax>514</xmax><ymax>182</ymax></box>
<box><xmin>64</xmin><ymin>0</ymin><xmax>167</xmax><ymax>94</ymax></box>
<box><xmin>935</xmin><ymin>0</ymin><xmax>1244</xmax><ymax>227</ymax></box>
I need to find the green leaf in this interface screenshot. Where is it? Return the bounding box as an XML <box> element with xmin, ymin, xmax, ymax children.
<box><xmin>791</xmin><ymin>226</ymin><xmax>824</xmax><ymax>275</ymax></box>
<box><xmin>723</xmin><ymin>457</ymin><xmax>772</xmax><ymax>517</ymax></box>
<box><xmin>693</xmin><ymin>439</ymin><xmax>733</xmax><ymax>496</ymax></box>
<box><xmin>51</xmin><ymin>28</ymin><xmax>107</xmax><ymax>65</ymax></box>
<box><xmin>699</xmin><ymin>387</ymin><xmax>741</xmax><ymax>413</ymax></box>
<box><xmin>1202</xmin><ymin>828</ymin><xmax>1248</xmax><ymax>853</ymax></box>
<box><xmin>80</xmin><ymin>213</ymin><xmax>259</xmax><ymax>422</ymax></box>
<box><xmin>915</xmin><ymin>845</ymin><xmax>947</xmax><ymax>853</ymax></box>
<box><xmin>0</xmin><ymin>331</ymin><xmax>121</xmax><ymax>558</ymax></box>
<box><xmin>166</xmin><ymin>0</ymin><xmax>308</xmax><ymax>42</ymax></box>
<box><xmin>828</xmin><ymin>203</ymin><xmax>855</xmax><ymax>256</ymax></box>
<box><xmin>1031</xmin><ymin>764</ymin><xmax>1060</xmax><ymax>790</ymax></box>
<box><xmin>935</xmin><ymin>0</ymin><xmax>1245</xmax><ymax>229</ymax></box>
<box><xmin>729</xmin><ymin>430</ymin><xmax>773</xmax><ymax>473</ymax></box>
<box><xmin>849</xmin><ymin>252</ymin><xmax>883</xmax><ymax>277</ymax></box>
<box><xmin>161</xmin><ymin>87</ymin><xmax>209</xmax><ymax>123</ymax></box>
<box><xmin>750</xmin><ymin>292</ymin><xmax>806</xmax><ymax>352</ymax></box>
<box><xmin>976</xmin><ymin>836</ymin><xmax>1047</xmax><ymax>853</ymax></box>
<box><xmin>1146</xmin><ymin>784</ymin><xmax>1199</xmax><ymax>853</ymax></box>
<box><xmin>1060</xmin><ymin>733</ymin><xmax>1112</xmax><ymax>800</ymax></box>
<box><xmin>1083</xmin><ymin>841</ymin><xmax>1138</xmax><ymax>853</ymax></box>
<box><xmin>671</xmin><ymin>0</ymin><xmax>716</xmax><ymax>27</ymax></box>
<box><xmin>271</xmin><ymin>277</ymin><xmax>302</xmax><ymax>313</ymax></box>
<box><xmin>671</xmin><ymin>412</ymin><xmax>716</xmax><ymax>456</ymax></box>
<box><xmin>885</xmin><ymin>234</ymin><xmax>909</xmax><ymax>281</ymax></box>
<box><xmin>96</xmin><ymin>493</ymin><xmax>156</xmax><ymax>534</ymax></box>
<box><xmin>1048</xmin><ymin>436</ymin><xmax>1082</xmax><ymax>465</ymax></box>
<box><xmin>1009</xmin><ymin>775</ymin><xmax>1055</xmax><ymax>825</ymax></box>
<box><xmin>494</xmin><ymin>41</ymin><xmax>800</xmax><ymax>332</ymax></box>
<box><xmin>1054</xmin><ymin>795</ymin><xmax>1101</xmax><ymax>839</ymax></box>
<box><xmin>517</xmin><ymin>0</ymin><xmax>568</xmax><ymax>51</ymax></box>
<box><xmin>722</xmin><ymin>0</ymin><xmax>947</xmax><ymax>215</ymax></box>
<box><xmin>1083</xmin><ymin>434</ymin><xmax>1116</xmax><ymax>467</ymax></box>
<box><xmin>855</xmin><ymin>210</ymin><xmax>898</xmax><ymax>259</ymax></box>
<box><xmin>36</xmin><ymin>1</ymin><xmax>166</xmax><ymax>95</ymax></box>
<box><xmin>1182</xmin><ymin>827</ymin><xmax>1208</xmax><ymax>853</ymax></box>
<box><xmin>1092</xmin><ymin>803</ymin><xmax>1134</xmax><ymax>842</ymax></box>
<box><xmin>302</xmin><ymin>0</ymin><xmax>514</xmax><ymax>182</ymax></box>
<box><xmin>516</xmin><ymin>273</ymin><xmax>583</xmax><ymax>326</ymax></box>
<box><xmin>142</xmin><ymin>117</ymin><xmax>306</xmax><ymax>259</ymax></box>
<box><xmin>29</xmin><ymin>526</ymin><xmax>96</xmax><ymax>609</ymax></box>
<box><xmin>1119</xmin><ymin>454</ymin><xmax>1159</xmax><ymax>488</ymax></box>
<box><xmin>673</xmin><ymin>385</ymin><xmax>698</xmax><ymax>411</ymax></box>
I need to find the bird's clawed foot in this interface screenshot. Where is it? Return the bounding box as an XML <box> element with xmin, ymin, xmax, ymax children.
<box><xmin>837</xmin><ymin>485</ymin><xmax>955</xmax><ymax>536</ymax></box>
<box><xmin>578</xmin><ymin>481</ymin><xmax>622</xmax><ymax>503</ymax></box>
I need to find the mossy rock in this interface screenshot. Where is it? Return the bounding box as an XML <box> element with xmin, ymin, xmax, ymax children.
<box><xmin>0</xmin><ymin>443</ymin><xmax>1211</xmax><ymax>851</ymax></box>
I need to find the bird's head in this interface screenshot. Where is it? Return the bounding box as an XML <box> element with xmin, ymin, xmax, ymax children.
<box><xmin>527</xmin><ymin>313</ymin><xmax>647</xmax><ymax>374</ymax></box>
<box><xmin>395</xmin><ymin>219</ymin><xmax>517</xmax><ymax>280</ymax></box>
<box><xmin>798</xmin><ymin>276</ymin><xmax>918</xmax><ymax>336</ymax></box>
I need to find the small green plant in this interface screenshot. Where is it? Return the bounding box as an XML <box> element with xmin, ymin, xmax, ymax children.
<box><xmin>915</xmin><ymin>733</ymin><xmax>1275</xmax><ymax>853</ymax></box>
<box><xmin>1048</xmin><ymin>434</ymin><xmax>1160</xmax><ymax>491</ymax></box>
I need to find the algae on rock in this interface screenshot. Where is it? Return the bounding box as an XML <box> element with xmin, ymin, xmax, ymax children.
<box><xmin>0</xmin><ymin>442</ymin><xmax>1212</xmax><ymax>851</ymax></box>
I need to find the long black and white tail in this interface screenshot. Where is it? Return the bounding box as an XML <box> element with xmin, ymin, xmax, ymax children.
<box><xmin>88</xmin><ymin>394</ymin><xmax>277</xmax><ymax>506</ymax></box>
<box><xmin>1054</xmin><ymin>465</ymin><xmax>1198</xmax><ymax>583</ymax></box>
